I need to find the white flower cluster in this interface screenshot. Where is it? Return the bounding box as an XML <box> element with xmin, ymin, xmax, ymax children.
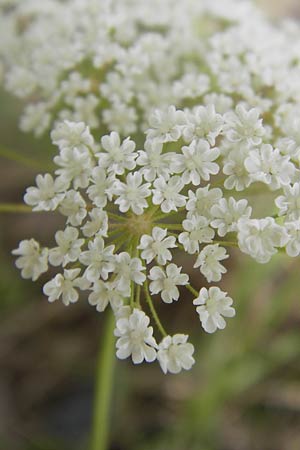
<box><xmin>13</xmin><ymin>91</ymin><xmax>300</xmax><ymax>371</ymax></box>
<box><xmin>7</xmin><ymin>0</ymin><xmax>300</xmax><ymax>374</ymax></box>
<box><xmin>0</xmin><ymin>0</ymin><xmax>262</xmax><ymax>136</ymax></box>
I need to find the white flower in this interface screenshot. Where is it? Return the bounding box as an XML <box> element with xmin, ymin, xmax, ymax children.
<box><xmin>275</xmin><ymin>183</ymin><xmax>300</xmax><ymax>220</ymax></box>
<box><xmin>224</xmin><ymin>104</ymin><xmax>265</xmax><ymax>146</ymax></box>
<box><xmin>173</xmin><ymin>73</ymin><xmax>210</xmax><ymax>100</ymax></box>
<box><xmin>148</xmin><ymin>264</ymin><xmax>189</xmax><ymax>303</ymax></box>
<box><xmin>98</xmin><ymin>132</ymin><xmax>137</xmax><ymax>175</ymax></box>
<box><xmin>173</xmin><ymin>140</ymin><xmax>220</xmax><ymax>186</ymax></box>
<box><xmin>136</xmin><ymin>140</ymin><xmax>174</xmax><ymax>181</ymax></box>
<box><xmin>81</xmin><ymin>208</ymin><xmax>108</xmax><ymax>238</ymax></box>
<box><xmin>157</xmin><ymin>334</ymin><xmax>195</xmax><ymax>374</ymax></box>
<box><xmin>237</xmin><ymin>217</ymin><xmax>289</xmax><ymax>263</ymax></box>
<box><xmin>54</xmin><ymin>147</ymin><xmax>94</xmax><ymax>189</ymax></box>
<box><xmin>49</xmin><ymin>227</ymin><xmax>84</xmax><ymax>267</ymax></box>
<box><xmin>223</xmin><ymin>143</ymin><xmax>252</xmax><ymax>191</ymax></box>
<box><xmin>12</xmin><ymin>239</ymin><xmax>48</xmax><ymax>281</ymax></box>
<box><xmin>183</xmin><ymin>105</ymin><xmax>223</xmax><ymax>146</ymax></box>
<box><xmin>115</xmin><ymin>308</ymin><xmax>157</xmax><ymax>364</ymax></box>
<box><xmin>66</xmin><ymin>94</ymin><xmax>99</xmax><ymax>128</ymax></box>
<box><xmin>59</xmin><ymin>190</ymin><xmax>87</xmax><ymax>226</ymax></box>
<box><xmin>20</xmin><ymin>102</ymin><xmax>51</xmax><ymax>137</ymax></box>
<box><xmin>285</xmin><ymin>221</ymin><xmax>300</xmax><ymax>257</ymax></box>
<box><xmin>5</xmin><ymin>66</ymin><xmax>36</xmax><ymax>98</ymax></box>
<box><xmin>204</xmin><ymin>93</ymin><xmax>233</xmax><ymax>114</ymax></box>
<box><xmin>138</xmin><ymin>227</ymin><xmax>176</xmax><ymax>265</ymax></box>
<box><xmin>276</xmin><ymin>137</ymin><xmax>300</xmax><ymax>161</ymax></box>
<box><xmin>87</xmin><ymin>167</ymin><xmax>115</xmax><ymax>208</ymax></box>
<box><xmin>194</xmin><ymin>244</ymin><xmax>228</xmax><ymax>282</ymax></box>
<box><xmin>193</xmin><ymin>286</ymin><xmax>235</xmax><ymax>333</ymax></box>
<box><xmin>24</xmin><ymin>174</ymin><xmax>66</xmax><ymax>211</ymax></box>
<box><xmin>88</xmin><ymin>280</ymin><xmax>126</xmax><ymax>312</ymax></box>
<box><xmin>79</xmin><ymin>236</ymin><xmax>115</xmax><ymax>282</ymax></box>
<box><xmin>179</xmin><ymin>215</ymin><xmax>215</xmax><ymax>254</ymax></box>
<box><xmin>186</xmin><ymin>185</ymin><xmax>223</xmax><ymax>219</ymax></box>
<box><xmin>51</xmin><ymin>120</ymin><xmax>94</xmax><ymax>151</ymax></box>
<box><xmin>102</xmin><ymin>102</ymin><xmax>138</xmax><ymax>135</ymax></box>
<box><xmin>146</xmin><ymin>105</ymin><xmax>186</xmax><ymax>143</ymax></box>
<box><xmin>43</xmin><ymin>268</ymin><xmax>90</xmax><ymax>306</ymax></box>
<box><xmin>244</xmin><ymin>144</ymin><xmax>295</xmax><ymax>189</ymax></box>
<box><xmin>211</xmin><ymin>197</ymin><xmax>252</xmax><ymax>237</ymax></box>
<box><xmin>114</xmin><ymin>305</ymin><xmax>132</xmax><ymax>321</ymax></box>
<box><xmin>113</xmin><ymin>172</ymin><xmax>151</xmax><ymax>215</ymax></box>
<box><xmin>114</xmin><ymin>253</ymin><xmax>146</xmax><ymax>295</ymax></box>
<box><xmin>101</xmin><ymin>72</ymin><xmax>134</xmax><ymax>104</ymax></box>
<box><xmin>152</xmin><ymin>176</ymin><xmax>186</xmax><ymax>213</ymax></box>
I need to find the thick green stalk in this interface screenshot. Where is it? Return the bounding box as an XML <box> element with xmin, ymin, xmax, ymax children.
<box><xmin>90</xmin><ymin>310</ymin><xmax>116</xmax><ymax>450</ymax></box>
<box><xmin>0</xmin><ymin>203</ymin><xmax>32</xmax><ymax>213</ymax></box>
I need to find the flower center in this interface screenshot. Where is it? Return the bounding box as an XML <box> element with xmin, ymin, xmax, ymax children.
<box><xmin>126</xmin><ymin>212</ymin><xmax>153</xmax><ymax>237</ymax></box>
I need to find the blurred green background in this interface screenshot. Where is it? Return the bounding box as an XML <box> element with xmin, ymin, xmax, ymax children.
<box><xmin>1</xmin><ymin>1</ymin><xmax>300</xmax><ymax>450</ymax></box>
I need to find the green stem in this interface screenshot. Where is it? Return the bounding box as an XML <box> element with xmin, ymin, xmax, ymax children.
<box><xmin>185</xmin><ymin>284</ymin><xmax>199</xmax><ymax>297</ymax></box>
<box><xmin>107</xmin><ymin>211</ymin><xmax>127</xmax><ymax>222</ymax></box>
<box><xmin>90</xmin><ymin>310</ymin><xmax>116</xmax><ymax>450</ymax></box>
<box><xmin>143</xmin><ymin>279</ymin><xmax>167</xmax><ymax>337</ymax></box>
<box><xmin>153</xmin><ymin>206</ymin><xmax>186</xmax><ymax>221</ymax></box>
<box><xmin>214</xmin><ymin>240</ymin><xmax>239</xmax><ymax>247</ymax></box>
<box><xmin>135</xmin><ymin>284</ymin><xmax>141</xmax><ymax>307</ymax></box>
<box><xmin>0</xmin><ymin>144</ymin><xmax>53</xmax><ymax>171</ymax></box>
<box><xmin>153</xmin><ymin>223</ymin><xmax>182</xmax><ymax>231</ymax></box>
<box><xmin>0</xmin><ymin>203</ymin><xmax>32</xmax><ymax>213</ymax></box>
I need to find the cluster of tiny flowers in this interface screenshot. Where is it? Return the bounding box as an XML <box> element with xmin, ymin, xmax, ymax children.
<box><xmin>13</xmin><ymin>90</ymin><xmax>300</xmax><ymax>372</ymax></box>
<box><xmin>7</xmin><ymin>0</ymin><xmax>300</xmax><ymax>373</ymax></box>
<box><xmin>0</xmin><ymin>0</ymin><xmax>263</xmax><ymax>137</ymax></box>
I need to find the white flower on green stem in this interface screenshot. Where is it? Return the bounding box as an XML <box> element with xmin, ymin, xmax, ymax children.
<box><xmin>51</xmin><ymin>120</ymin><xmax>94</xmax><ymax>151</ymax></box>
<box><xmin>24</xmin><ymin>173</ymin><xmax>66</xmax><ymax>211</ymax></box>
<box><xmin>115</xmin><ymin>308</ymin><xmax>157</xmax><ymax>364</ymax></box>
<box><xmin>157</xmin><ymin>334</ymin><xmax>195</xmax><ymax>374</ymax></box>
<box><xmin>179</xmin><ymin>214</ymin><xmax>215</xmax><ymax>254</ymax></box>
<box><xmin>54</xmin><ymin>146</ymin><xmax>94</xmax><ymax>189</ymax></box>
<box><xmin>138</xmin><ymin>227</ymin><xmax>176</xmax><ymax>265</ymax></box>
<box><xmin>88</xmin><ymin>280</ymin><xmax>126</xmax><ymax>312</ymax></box>
<box><xmin>284</xmin><ymin>220</ymin><xmax>300</xmax><ymax>257</ymax></box>
<box><xmin>113</xmin><ymin>172</ymin><xmax>151</xmax><ymax>215</ymax></box>
<box><xmin>12</xmin><ymin>239</ymin><xmax>48</xmax><ymax>281</ymax></box>
<box><xmin>114</xmin><ymin>253</ymin><xmax>146</xmax><ymax>295</ymax></box>
<box><xmin>210</xmin><ymin>197</ymin><xmax>252</xmax><ymax>237</ymax></box>
<box><xmin>275</xmin><ymin>183</ymin><xmax>300</xmax><ymax>220</ymax></box>
<box><xmin>237</xmin><ymin>217</ymin><xmax>289</xmax><ymax>263</ymax></box>
<box><xmin>79</xmin><ymin>236</ymin><xmax>115</xmax><ymax>282</ymax></box>
<box><xmin>59</xmin><ymin>190</ymin><xmax>87</xmax><ymax>226</ymax></box>
<box><xmin>81</xmin><ymin>208</ymin><xmax>108</xmax><ymax>238</ymax></box>
<box><xmin>194</xmin><ymin>244</ymin><xmax>228</xmax><ymax>282</ymax></box>
<box><xmin>152</xmin><ymin>176</ymin><xmax>186</xmax><ymax>213</ymax></box>
<box><xmin>146</xmin><ymin>105</ymin><xmax>186</xmax><ymax>143</ymax></box>
<box><xmin>222</xmin><ymin>143</ymin><xmax>252</xmax><ymax>191</ymax></box>
<box><xmin>148</xmin><ymin>264</ymin><xmax>189</xmax><ymax>303</ymax></box>
<box><xmin>193</xmin><ymin>286</ymin><xmax>235</xmax><ymax>333</ymax></box>
<box><xmin>173</xmin><ymin>139</ymin><xmax>220</xmax><ymax>186</ymax></box>
<box><xmin>224</xmin><ymin>104</ymin><xmax>265</xmax><ymax>146</ymax></box>
<box><xmin>186</xmin><ymin>185</ymin><xmax>223</xmax><ymax>219</ymax></box>
<box><xmin>87</xmin><ymin>167</ymin><xmax>115</xmax><ymax>208</ymax></box>
<box><xmin>43</xmin><ymin>268</ymin><xmax>90</xmax><ymax>306</ymax></box>
<box><xmin>49</xmin><ymin>226</ymin><xmax>84</xmax><ymax>267</ymax></box>
<box><xmin>244</xmin><ymin>144</ymin><xmax>295</xmax><ymax>189</ymax></box>
<box><xmin>98</xmin><ymin>132</ymin><xmax>137</xmax><ymax>175</ymax></box>
<box><xmin>183</xmin><ymin>104</ymin><xmax>224</xmax><ymax>146</ymax></box>
<box><xmin>136</xmin><ymin>140</ymin><xmax>174</xmax><ymax>182</ymax></box>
